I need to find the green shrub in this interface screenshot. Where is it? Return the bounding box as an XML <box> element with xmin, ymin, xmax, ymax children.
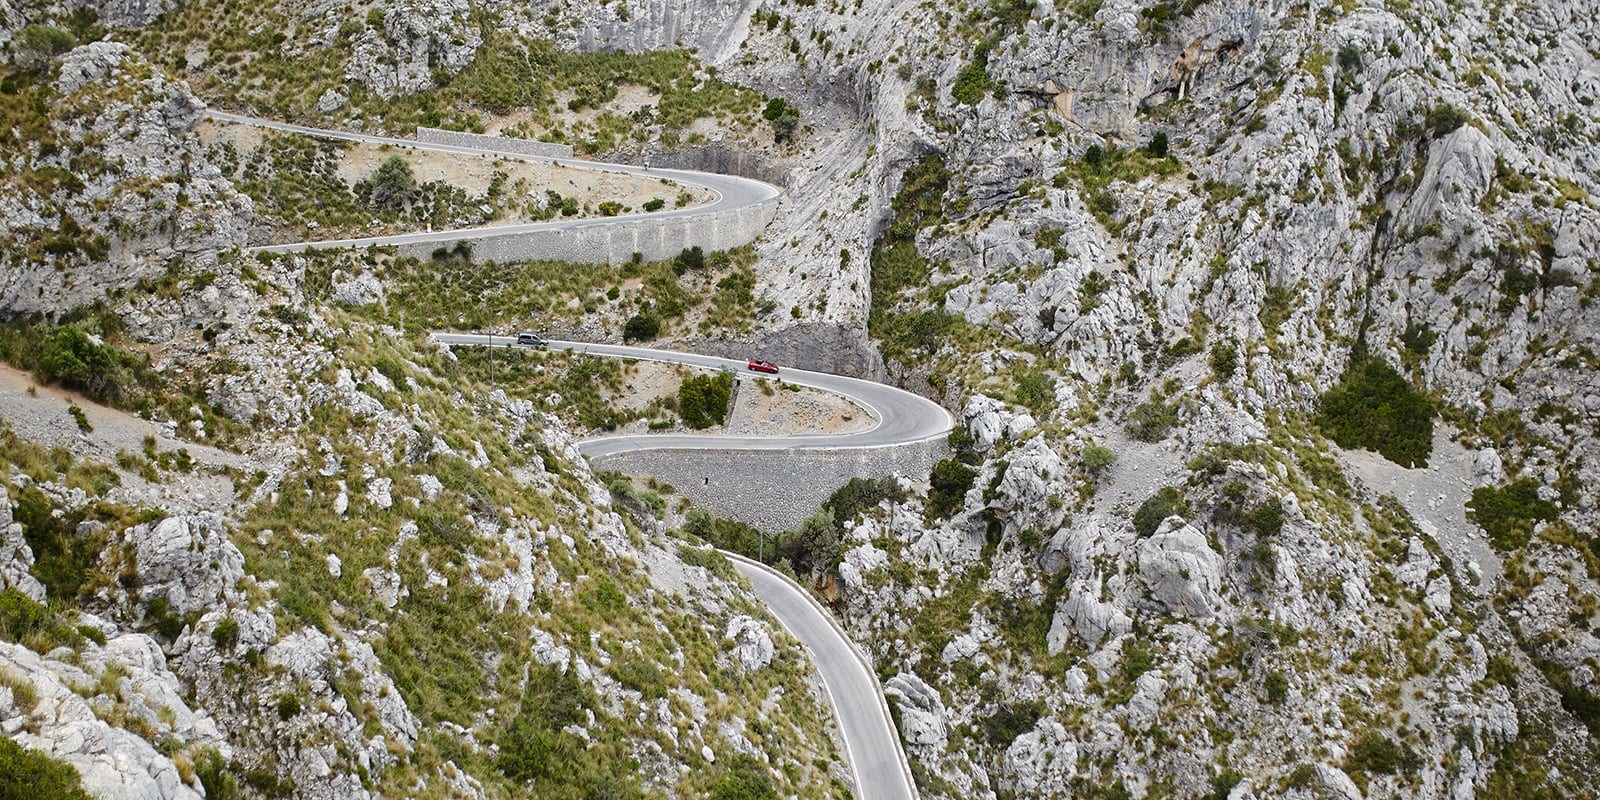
<box><xmin>1014</xmin><ymin>370</ymin><xmax>1056</xmax><ymax>415</ymax></box>
<box><xmin>674</xmin><ymin>245</ymin><xmax>705</xmax><ymax>272</ymax></box>
<box><xmin>144</xmin><ymin>595</ymin><xmax>185</xmax><ymax>639</ymax></box>
<box><xmin>1205</xmin><ymin>768</ymin><xmax>1245</xmax><ymax>800</ymax></box>
<box><xmin>622</xmin><ymin>311</ymin><xmax>661</xmax><ymax>342</ymax></box>
<box><xmin>681</xmin><ymin>510</ymin><xmax>765</xmax><ymax>560</ymax></box>
<box><xmin>193</xmin><ymin>748</ymin><xmax>237</xmax><ymax>800</ymax></box>
<box><xmin>1144</xmin><ymin>131</ymin><xmax>1169</xmax><ymax>158</ymax></box>
<box><xmin>824</xmin><ymin>477</ymin><xmax>906</xmax><ymax>522</ymax></box>
<box><xmin>761</xmin><ymin>97</ymin><xmax>800</xmax><ymax>143</ymax></box>
<box><xmin>75</xmin><ymin>625</ymin><xmax>105</xmax><ymax>646</ymax></box>
<box><xmin>951</xmin><ymin>45</ymin><xmax>992</xmax><ymax>105</ymax></box>
<box><xmin>0</xmin><ymin>588</ymin><xmax>52</xmax><ymax>644</ymax></box>
<box><xmin>1469</xmin><ymin>478</ymin><xmax>1557</xmax><ymax>551</ymax></box>
<box><xmin>1425</xmin><ymin>103</ymin><xmax>1469</xmax><ymax>138</ymax></box>
<box><xmin>1345</xmin><ymin>730</ymin><xmax>1419</xmax><ymax>777</ymax></box>
<box><xmin>678</xmin><ymin>371</ymin><xmax>733</xmax><ymax>429</ymax></box>
<box><xmin>497</xmin><ymin>665</ymin><xmax>590</xmax><ymax>784</ymax></box>
<box><xmin>1133</xmin><ymin>486</ymin><xmax>1188</xmax><ymax>537</ymax></box>
<box><xmin>12</xmin><ymin>485</ymin><xmax>108</xmax><ymax>605</ymax></box>
<box><xmin>275</xmin><ymin>694</ymin><xmax>301</xmax><ymax>720</ymax></box>
<box><xmin>1264</xmin><ymin>670</ymin><xmax>1288</xmax><ymax>704</ymax></box>
<box><xmin>1217</xmin><ymin>487</ymin><xmax>1285</xmax><ymax>539</ymax></box>
<box><xmin>776</xmin><ymin>509</ymin><xmax>841</xmax><ymax>575</ymax></box>
<box><xmin>0</xmin><ymin>737</ymin><xmax>93</xmax><ymax>799</ymax></box>
<box><xmin>12</xmin><ymin>25</ymin><xmax>77</xmax><ymax>69</ymax></box>
<box><xmin>211</xmin><ymin>617</ymin><xmax>240</xmax><ymax>651</ymax></box>
<box><xmin>32</xmin><ymin>324</ymin><xmax>140</xmax><ymax>406</ymax></box>
<box><xmin>982</xmin><ymin>699</ymin><xmax>1044</xmax><ymax>746</ymax></box>
<box><xmin>1082</xmin><ymin>443</ymin><xmax>1117</xmax><ymax>475</ymax></box>
<box><xmin>1210</xmin><ymin>342</ymin><xmax>1238</xmax><ymax>380</ymax></box>
<box><xmin>927</xmin><ymin>458</ymin><xmax>978</xmax><ymax>520</ymax></box>
<box><xmin>67</xmin><ymin>405</ymin><xmax>91</xmax><ymax>432</ymax></box>
<box><xmin>1317</xmin><ymin>347</ymin><xmax>1434</xmax><ymax>467</ymax></box>
<box><xmin>1125</xmin><ymin>400</ymin><xmax>1177</xmax><ymax>442</ymax></box>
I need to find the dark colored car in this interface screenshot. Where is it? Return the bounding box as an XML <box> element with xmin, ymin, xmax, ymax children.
<box><xmin>747</xmin><ymin>359</ymin><xmax>779</xmax><ymax>374</ymax></box>
<box><xmin>516</xmin><ymin>332</ymin><xmax>548</xmax><ymax>348</ymax></box>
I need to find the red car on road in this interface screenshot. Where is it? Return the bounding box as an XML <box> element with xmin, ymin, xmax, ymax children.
<box><xmin>747</xmin><ymin>359</ymin><xmax>780</xmax><ymax>374</ymax></box>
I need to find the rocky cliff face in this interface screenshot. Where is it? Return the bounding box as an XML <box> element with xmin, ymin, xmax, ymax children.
<box><xmin>0</xmin><ymin>39</ymin><xmax>250</xmax><ymax>316</ymax></box>
<box><xmin>3</xmin><ymin>0</ymin><xmax>1599</xmax><ymax>797</ymax></box>
<box><xmin>694</xmin><ymin>0</ymin><xmax>1600</xmax><ymax>796</ymax></box>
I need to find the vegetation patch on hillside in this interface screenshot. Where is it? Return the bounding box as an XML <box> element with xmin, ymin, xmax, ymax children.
<box><xmin>1316</xmin><ymin>346</ymin><xmax>1434</xmax><ymax>467</ymax></box>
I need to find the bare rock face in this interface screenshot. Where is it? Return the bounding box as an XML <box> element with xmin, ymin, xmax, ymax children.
<box><xmin>1136</xmin><ymin>518</ymin><xmax>1225</xmax><ymax>618</ymax></box>
<box><xmin>1049</xmin><ymin>577</ymin><xmax>1132</xmax><ymax>651</ymax></box>
<box><xmin>344</xmin><ymin>0</ymin><xmax>481</xmax><ymax>98</ymax></box>
<box><xmin>0</xmin><ymin>486</ymin><xmax>46</xmax><ymax>602</ymax></box>
<box><xmin>77</xmin><ymin>0</ymin><xmax>174</xmax><ymax>29</ymax></box>
<box><xmin>535</xmin><ymin>0</ymin><xmax>752</xmax><ymax>63</ymax></box>
<box><xmin>883</xmin><ymin>672</ymin><xmax>948</xmax><ymax>751</ymax></box>
<box><xmin>724</xmin><ymin>615</ymin><xmax>775</xmax><ymax>672</ymax></box>
<box><xmin>118</xmin><ymin>514</ymin><xmax>244</xmax><ymax>617</ymax></box>
<box><xmin>330</xmin><ymin>269</ymin><xmax>384</xmax><ymax>307</ymax></box>
<box><xmin>0</xmin><ymin>43</ymin><xmax>250</xmax><ymax>316</ymax></box>
<box><xmin>0</xmin><ymin>641</ymin><xmax>205</xmax><ymax>800</ymax></box>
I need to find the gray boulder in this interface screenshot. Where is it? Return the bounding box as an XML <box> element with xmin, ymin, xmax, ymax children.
<box><xmin>1136</xmin><ymin>518</ymin><xmax>1224</xmax><ymax>617</ymax></box>
<box><xmin>122</xmin><ymin>514</ymin><xmax>244</xmax><ymax>617</ymax></box>
<box><xmin>883</xmin><ymin>672</ymin><xmax>948</xmax><ymax>751</ymax></box>
<box><xmin>724</xmin><ymin>615</ymin><xmax>775</xmax><ymax>672</ymax></box>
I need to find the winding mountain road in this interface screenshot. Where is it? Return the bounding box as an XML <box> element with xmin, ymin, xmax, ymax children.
<box><xmin>433</xmin><ymin>336</ymin><xmax>938</xmax><ymax>800</ymax></box>
<box><xmin>206</xmin><ymin>111</ymin><xmax>782</xmax><ymax>255</ymax></box>
<box><xmin>213</xmin><ymin>111</ymin><xmax>926</xmax><ymax>800</ymax></box>
<box><xmin>429</xmin><ymin>335</ymin><xmax>952</xmax><ymax>457</ymax></box>
<box><xmin>436</xmin><ymin>334</ymin><xmax>944</xmax><ymax>800</ymax></box>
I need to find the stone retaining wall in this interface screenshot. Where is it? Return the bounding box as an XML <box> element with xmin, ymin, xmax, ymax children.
<box><xmin>394</xmin><ymin>195</ymin><xmax>782</xmax><ymax>265</ymax></box>
<box><xmin>415</xmin><ymin>127</ymin><xmax>575</xmax><ymax>159</ymax></box>
<box><xmin>592</xmin><ymin>438</ymin><xmax>947</xmax><ymax>532</ymax></box>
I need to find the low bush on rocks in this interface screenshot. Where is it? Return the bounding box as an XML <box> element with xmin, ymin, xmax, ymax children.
<box><xmin>1081</xmin><ymin>443</ymin><xmax>1117</xmax><ymax>476</ymax></box>
<box><xmin>824</xmin><ymin>476</ymin><xmax>906</xmax><ymax>523</ymax></box>
<box><xmin>1134</xmin><ymin>486</ymin><xmax>1189</xmax><ymax>537</ymax></box>
<box><xmin>712</xmin><ymin>753</ymin><xmax>777</xmax><ymax>800</ymax></box>
<box><xmin>927</xmin><ymin>458</ymin><xmax>978</xmax><ymax>521</ymax></box>
<box><xmin>1469</xmin><ymin>478</ymin><xmax>1558</xmax><ymax>551</ymax></box>
<box><xmin>0</xmin><ymin>737</ymin><xmax>93</xmax><ymax>800</ymax></box>
<box><xmin>1125</xmin><ymin>399</ymin><xmax>1177</xmax><ymax>442</ymax></box>
<box><xmin>1344</xmin><ymin>729</ymin><xmax>1420</xmax><ymax>779</ymax></box>
<box><xmin>982</xmin><ymin>699</ymin><xmax>1045</xmax><ymax>746</ymax></box>
<box><xmin>623</xmin><ymin>310</ymin><xmax>662</xmax><ymax>342</ymax></box>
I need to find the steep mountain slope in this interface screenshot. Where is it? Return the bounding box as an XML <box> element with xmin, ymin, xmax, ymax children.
<box><xmin>2</xmin><ymin>0</ymin><xmax>1598</xmax><ymax>798</ymax></box>
<box><xmin>688</xmin><ymin>0</ymin><xmax>1600</xmax><ymax>797</ymax></box>
<box><xmin>0</xmin><ymin>11</ymin><xmax>848</xmax><ymax>800</ymax></box>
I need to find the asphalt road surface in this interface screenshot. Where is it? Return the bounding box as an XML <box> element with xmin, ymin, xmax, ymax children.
<box><xmin>726</xmin><ymin>553</ymin><xmax>920</xmax><ymax>800</ymax></box>
<box><xmin>434</xmin><ymin>333</ymin><xmax>938</xmax><ymax>800</ymax></box>
<box><xmin>205</xmin><ymin>111</ymin><xmax>782</xmax><ymax>255</ymax></box>
<box><xmin>428</xmin><ymin>334</ymin><xmax>953</xmax><ymax>458</ymax></box>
